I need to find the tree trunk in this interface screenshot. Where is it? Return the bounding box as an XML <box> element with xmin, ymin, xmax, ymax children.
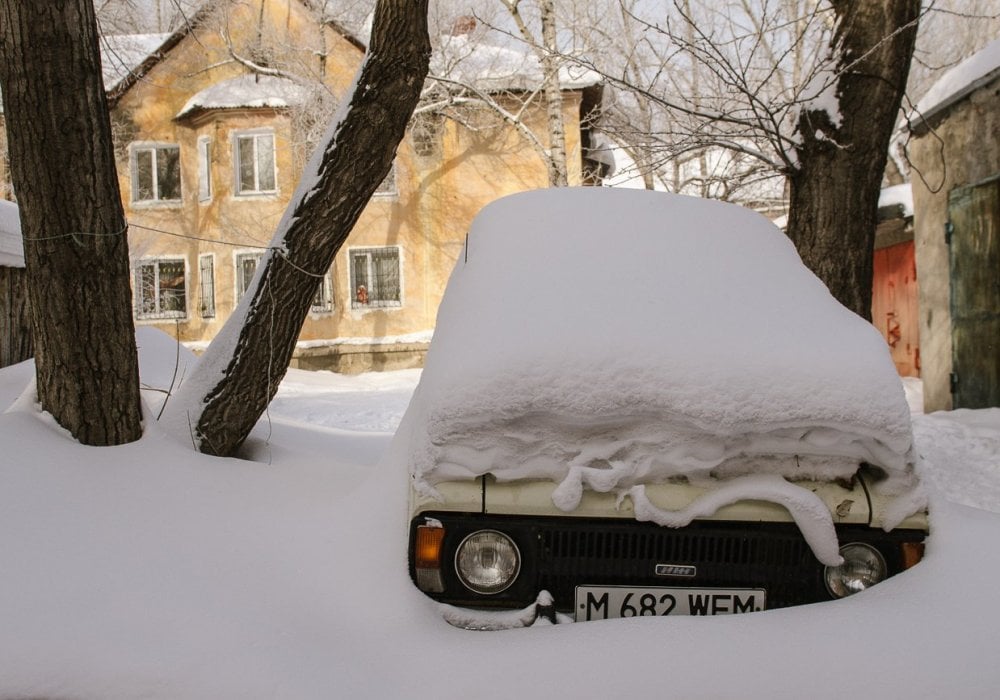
<box><xmin>504</xmin><ymin>0</ymin><xmax>569</xmax><ymax>187</ymax></box>
<box><xmin>539</xmin><ymin>0</ymin><xmax>569</xmax><ymax>187</ymax></box>
<box><xmin>786</xmin><ymin>0</ymin><xmax>921</xmax><ymax>320</ymax></box>
<box><xmin>164</xmin><ymin>0</ymin><xmax>431</xmax><ymax>456</ymax></box>
<box><xmin>0</xmin><ymin>0</ymin><xmax>142</xmax><ymax>445</ymax></box>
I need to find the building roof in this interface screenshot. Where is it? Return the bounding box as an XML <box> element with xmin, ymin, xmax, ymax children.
<box><xmin>176</xmin><ymin>75</ymin><xmax>313</xmax><ymax>119</ymax></box>
<box><xmin>105</xmin><ymin>0</ymin><xmax>365</xmax><ymax>105</ymax></box>
<box><xmin>431</xmin><ymin>32</ymin><xmax>601</xmax><ymax>93</ymax></box>
<box><xmin>100</xmin><ymin>32</ymin><xmax>172</xmax><ymax>91</ymax></box>
<box><xmin>913</xmin><ymin>37</ymin><xmax>1000</xmax><ymax>132</ymax></box>
<box><xmin>99</xmin><ymin>1</ymin><xmax>599</xmax><ymax>107</ymax></box>
<box><xmin>878</xmin><ymin>183</ymin><xmax>914</xmax><ymax>219</ymax></box>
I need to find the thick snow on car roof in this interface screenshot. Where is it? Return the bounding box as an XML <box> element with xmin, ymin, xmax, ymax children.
<box><xmin>408</xmin><ymin>188</ymin><xmax>921</xmax><ymax>534</ymax></box>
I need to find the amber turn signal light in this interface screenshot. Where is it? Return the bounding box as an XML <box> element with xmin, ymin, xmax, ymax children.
<box><xmin>415</xmin><ymin>525</ymin><xmax>445</xmax><ymax>569</ymax></box>
<box><xmin>901</xmin><ymin>541</ymin><xmax>925</xmax><ymax>569</ymax></box>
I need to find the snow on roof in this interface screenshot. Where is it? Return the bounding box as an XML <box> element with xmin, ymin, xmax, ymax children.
<box><xmin>100</xmin><ymin>33</ymin><xmax>171</xmax><ymax>91</ymax></box>
<box><xmin>431</xmin><ymin>33</ymin><xmax>600</xmax><ymax>92</ymax></box>
<box><xmin>914</xmin><ymin>37</ymin><xmax>1000</xmax><ymax>124</ymax></box>
<box><xmin>879</xmin><ymin>183</ymin><xmax>914</xmax><ymax>218</ymax></box>
<box><xmin>0</xmin><ymin>200</ymin><xmax>24</xmax><ymax>268</ymax></box>
<box><xmin>97</xmin><ymin>0</ymin><xmax>204</xmax><ymax>34</ymax></box>
<box><xmin>407</xmin><ymin>188</ymin><xmax>920</xmax><ymax>534</ymax></box>
<box><xmin>177</xmin><ymin>75</ymin><xmax>312</xmax><ymax>118</ymax></box>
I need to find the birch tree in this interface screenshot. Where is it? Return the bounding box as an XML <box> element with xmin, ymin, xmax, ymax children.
<box><xmin>501</xmin><ymin>0</ymin><xmax>569</xmax><ymax>186</ymax></box>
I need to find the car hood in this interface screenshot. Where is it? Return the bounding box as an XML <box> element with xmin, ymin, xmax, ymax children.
<box><xmin>403</xmin><ymin>189</ymin><xmax>926</xmax><ymax>564</ymax></box>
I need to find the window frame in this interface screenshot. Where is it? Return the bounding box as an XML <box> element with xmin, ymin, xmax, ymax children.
<box><xmin>311</xmin><ymin>273</ymin><xmax>334</xmax><ymax>313</ymax></box>
<box><xmin>373</xmin><ymin>161</ymin><xmax>398</xmax><ymax>197</ymax></box>
<box><xmin>134</xmin><ymin>256</ymin><xmax>188</xmax><ymax>320</ymax></box>
<box><xmin>235</xmin><ymin>250</ymin><xmax>332</xmax><ymax>313</ymax></box>
<box><xmin>348</xmin><ymin>245</ymin><xmax>403</xmax><ymax>310</ymax></box>
<box><xmin>130</xmin><ymin>142</ymin><xmax>182</xmax><ymax>205</ymax></box>
<box><xmin>234</xmin><ymin>250</ymin><xmax>264</xmax><ymax>301</ymax></box>
<box><xmin>233</xmin><ymin>129</ymin><xmax>278</xmax><ymax>197</ymax></box>
<box><xmin>198</xmin><ymin>253</ymin><xmax>216</xmax><ymax>318</ymax></box>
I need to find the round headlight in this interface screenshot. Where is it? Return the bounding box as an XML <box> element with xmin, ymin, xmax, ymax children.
<box><xmin>455</xmin><ymin>530</ymin><xmax>520</xmax><ymax>595</ymax></box>
<box><xmin>824</xmin><ymin>542</ymin><xmax>887</xmax><ymax>598</ymax></box>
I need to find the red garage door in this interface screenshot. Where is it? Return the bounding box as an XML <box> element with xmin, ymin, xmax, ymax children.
<box><xmin>872</xmin><ymin>240</ymin><xmax>919</xmax><ymax>377</ymax></box>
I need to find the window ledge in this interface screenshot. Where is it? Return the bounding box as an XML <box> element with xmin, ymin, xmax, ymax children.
<box><xmin>233</xmin><ymin>191</ymin><xmax>280</xmax><ymax>200</ymax></box>
<box><xmin>349</xmin><ymin>304</ymin><xmax>404</xmax><ymax>314</ymax></box>
<box><xmin>135</xmin><ymin>316</ymin><xmax>188</xmax><ymax>324</ymax></box>
<box><xmin>130</xmin><ymin>200</ymin><xmax>184</xmax><ymax>209</ymax></box>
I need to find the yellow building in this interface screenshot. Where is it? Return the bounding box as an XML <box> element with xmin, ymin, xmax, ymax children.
<box><xmin>102</xmin><ymin>0</ymin><xmax>602</xmax><ymax>372</ymax></box>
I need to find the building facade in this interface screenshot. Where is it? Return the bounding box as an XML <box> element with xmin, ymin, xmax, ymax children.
<box><xmin>0</xmin><ymin>0</ymin><xmax>600</xmax><ymax>372</ymax></box>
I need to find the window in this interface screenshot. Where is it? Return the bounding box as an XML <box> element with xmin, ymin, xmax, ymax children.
<box><xmin>411</xmin><ymin>114</ymin><xmax>443</xmax><ymax>158</ymax></box>
<box><xmin>236</xmin><ymin>250</ymin><xmax>331</xmax><ymax>312</ymax></box>
<box><xmin>135</xmin><ymin>258</ymin><xmax>186</xmax><ymax>319</ymax></box>
<box><xmin>197</xmin><ymin>137</ymin><xmax>212</xmax><ymax>202</ymax></box>
<box><xmin>199</xmin><ymin>254</ymin><xmax>215</xmax><ymax>318</ymax></box>
<box><xmin>131</xmin><ymin>144</ymin><xmax>181</xmax><ymax>203</ymax></box>
<box><xmin>375</xmin><ymin>162</ymin><xmax>397</xmax><ymax>196</ymax></box>
<box><xmin>311</xmin><ymin>275</ymin><xmax>333</xmax><ymax>313</ymax></box>
<box><xmin>350</xmin><ymin>246</ymin><xmax>401</xmax><ymax>309</ymax></box>
<box><xmin>235</xmin><ymin>131</ymin><xmax>276</xmax><ymax>195</ymax></box>
<box><xmin>235</xmin><ymin>251</ymin><xmax>263</xmax><ymax>300</ymax></box>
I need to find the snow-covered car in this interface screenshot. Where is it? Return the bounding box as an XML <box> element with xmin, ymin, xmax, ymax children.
<box><xmin>403</xmin><ymin>188</ymin><xmax>928</xmax><ymax>628</ymax></box>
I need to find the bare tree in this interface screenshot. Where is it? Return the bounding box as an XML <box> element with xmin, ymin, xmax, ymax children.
<box><xmin>0</xmin><ymin>0</ymin><xmax>143</xmax><ymax>445</ymax></box>
<box><xmin>569</xmin><ymin>0</ymin><xmax>921</xmax><ymax>318</ymax></box>
<box><xmin>572</xmin><ymin>0</ymin><xmax>827</xmax><ymax>203</ymax></box>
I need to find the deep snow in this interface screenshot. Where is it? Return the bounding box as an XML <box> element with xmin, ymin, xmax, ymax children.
<box><xmin>1</xmin><ymin>328</ymin><xmax>1000</xmax><ymax>699</ymax></box>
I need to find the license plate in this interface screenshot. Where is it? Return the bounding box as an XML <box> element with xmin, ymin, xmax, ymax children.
<box><xmin>575</xmin><ymin>585</ymin><xmax>766</xmax><ymax>622</ymax></box>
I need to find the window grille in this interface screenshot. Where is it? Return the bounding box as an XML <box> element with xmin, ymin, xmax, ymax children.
<box><xmin>135</xmin><ymin>258</ymin><xmax>186</xmax><ymax>319</ymax></box>
<box><xmin>311</xmin><ymin>275</ymin><xmax>333</xmax><ymax>313</ymax></box>
<box><xmin>235</xmin><ymin>251</ymin><xmax>263</xmax><ymax>300</ymax></box>
<box><xmin>350</xmin><ymin>247</ymin><xmax>401</xmax><ymax>309</ymax></box>
<box><xmin>375</xmin><ymin>163</ymin><xmax>397</xmax><ymax>196</ymax></box>
<box><xmin>411</xmin><ymin>114</ymin><xmax>443</xmax><ymax>158</ymax></box>
<box><xmin>199</xmin><ymin>254</ymin><xmax>215</xmax><ymax>318</ymax></box>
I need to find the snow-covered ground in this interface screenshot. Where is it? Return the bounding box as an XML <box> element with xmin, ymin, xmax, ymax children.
<box><xmin>1</xmin><ymin>328</ymin><xmax>999</xmax><ymax>699</ymax></box>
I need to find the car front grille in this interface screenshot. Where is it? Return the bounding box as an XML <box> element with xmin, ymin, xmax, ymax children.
<box><xmin>410</xmin><ymin>512</ymin><xmax>925</xmax><ymax>613</ymax></box>
<box><xmin>537</xmin><ymin>520</ymin><xmax>818</xmax><ymax>609</ymax></box>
